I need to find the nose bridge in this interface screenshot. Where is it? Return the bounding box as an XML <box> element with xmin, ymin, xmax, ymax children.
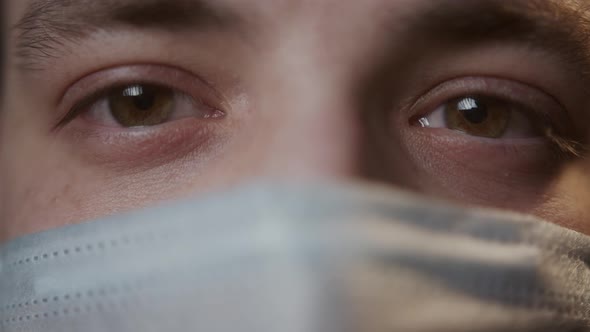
<box><xmin>264</xmin><ymin>86</ymin><xmax>361</xmax><ymax>180</ymax></box>
<box><xmin>252</xmin><ymin>30</ymin><xmax>363</xmax><ymax>180</ymax></box>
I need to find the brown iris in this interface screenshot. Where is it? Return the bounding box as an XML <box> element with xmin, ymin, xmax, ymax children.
<box><xmin>444</xmin><ymin>96</ymin><xmax>512</xmax><ymax>138</ymax></box>
<box><xmin>108</xmin><ymin>84</ymin><xmax>174</xmax><ymax>127</ymax></box>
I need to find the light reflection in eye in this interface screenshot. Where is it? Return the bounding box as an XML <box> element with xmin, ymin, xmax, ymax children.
<box><xmin>457</xmin><ymin>98</ymin><xmax>478</xmax><ymax>112</ymax></box>
<box><xmin>122</xmin><ymin>85</ymin><xmax>145</xmax><ymax>97</ymax></box>
<box><xmin>418</xmin><ymin>117</ymin><xmax>430</xmax><ymax>128</ymax></box>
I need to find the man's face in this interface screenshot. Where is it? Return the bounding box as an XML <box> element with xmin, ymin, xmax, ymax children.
<box><xmin>1</xmin><ymin>0</ymin><xmax>590</xmax><ymax>241</ymax></box>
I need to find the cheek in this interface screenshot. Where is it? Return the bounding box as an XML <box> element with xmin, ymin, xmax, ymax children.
<box><xmin>398</xmin><ymin>126</ymin><xmax>590</xmax><ymax>234</ymax></box>
<box><xmin>0</xmin><ymin>151</ymin><xmax>90</xmax><ymax>241</ymax></box>
<box><xmin>0</xmin><ymin>110</ymin><xmax>112</xmax><ymax>241</ymax></box>
<box><xmin>0</xmin><ymin>140</ymin><xmax>257</xmax><ymax>242</ymax></box>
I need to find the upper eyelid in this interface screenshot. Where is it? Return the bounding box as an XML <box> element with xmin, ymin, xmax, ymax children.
<box><xmin>57</xmin><ymin>63</ymin><xmax>222</xmax><ymax>106</ymax></box>
<box><xmin>409</xmin><ymin>76</ymin><xmax>562</xmax><ymax>113</ymax></box>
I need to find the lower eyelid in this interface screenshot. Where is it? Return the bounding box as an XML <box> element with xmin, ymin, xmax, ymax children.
<box><xmin>58</xmin><ymin>116</ymin><xmax>229</xmax><ymax>172</ymax></box>
<box><xmin>407</xmin><ymin>128</ymin><xmax>560</xmax><ymax>167</ymax></box>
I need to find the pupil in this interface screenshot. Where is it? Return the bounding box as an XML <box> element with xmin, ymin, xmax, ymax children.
<box><xmin>133</xmin><ymin>90</ymin><xmax>156</xmax><ymax>111</ymax></box>
<box><xmin>457</xmin><ymin>97</ymin><xmax>488</xmax><ymax>124</ymax></box>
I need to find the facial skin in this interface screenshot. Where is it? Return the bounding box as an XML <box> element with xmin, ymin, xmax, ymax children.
<box><xmin>1</xmin><ymin>0</ymin><xmax>590</xmax><ymax>242</ymax></box>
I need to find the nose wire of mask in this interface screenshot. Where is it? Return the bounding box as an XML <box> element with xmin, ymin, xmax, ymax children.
<box><xmin>1</xmin><ymin>184</ymin><xmax>590</xmax><ymax>332</ymax></box>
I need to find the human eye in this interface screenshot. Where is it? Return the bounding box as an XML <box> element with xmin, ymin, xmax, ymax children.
<box><xmin>71</xmin><ymin>83</ymin><xmax>224</xmax><ymax>129</ymax></box>
<box><xmin>414</xmin><ymin>95</ymin><xmax>543</xmax><ymax>139</ymax></box>
<box><xmin>57</xmin><ymin>65</ymin><xmax>226</xmax><ymax>129</ymax></box>
<box><xmin>54</xmin><ymin>65</ymin><xmax>230</xmax><ymax>169</ymax></box>
<box><xmin>408</xmin><ymin>77</ymin><xmax>575</xmax><ymax>147</ymax></box>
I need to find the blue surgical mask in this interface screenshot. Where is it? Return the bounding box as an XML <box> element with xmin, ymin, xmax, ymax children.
<box><xmin>1</xmin><ymin>183</ymin><xmax>589</xmax><ymax>332</ymax></box>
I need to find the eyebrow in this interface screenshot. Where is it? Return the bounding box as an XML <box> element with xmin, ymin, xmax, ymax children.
<box><xmin>14</xmin><ymin>0</ymin><xmax>242</xmax><ymax>70</ymax></box>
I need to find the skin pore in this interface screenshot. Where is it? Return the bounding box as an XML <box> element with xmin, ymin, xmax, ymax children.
<box><xmin>1</xmin><ymin>0</ymin><xmax>590</xmax><ymax>242</ymax></box>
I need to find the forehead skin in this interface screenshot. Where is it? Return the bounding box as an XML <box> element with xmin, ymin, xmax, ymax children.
<box><xmin>1</xmin><ymin>0</ymin><xmax>590</xmax><ymax>241</ymax></box>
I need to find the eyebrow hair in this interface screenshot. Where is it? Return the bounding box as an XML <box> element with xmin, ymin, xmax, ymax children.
<box><xmin>14</xmin><ymin>0</ymin><xmax>242</xmax><ymax>70</ymax></box>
